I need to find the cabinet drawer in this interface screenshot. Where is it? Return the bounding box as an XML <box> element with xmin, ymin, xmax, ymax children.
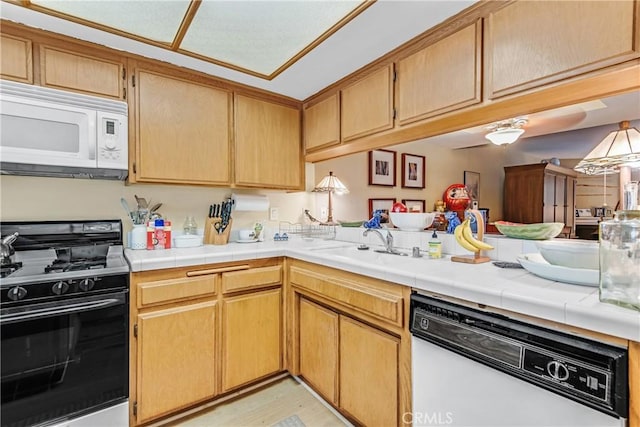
<box><xmin>289</xmin><ymin>266</ymin><xmax>403</xmax><ymax>326</ymax></box>
<box><xmin>222</xmin><ymin>265</ymin><xmax>282</xmax><ymax>294</ymax></box>
<box><xmin>137</xmin><ymin>275</ymin><xmax>218</xmax><ymax>308</ymax></box>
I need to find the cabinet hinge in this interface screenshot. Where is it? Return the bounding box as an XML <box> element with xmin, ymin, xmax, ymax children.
<box><xmin>122</xmin><ymin>68</ymin><xmax>126</xmax><ymax>80</ymax></box>
<box><xmin>133</xmin><ymin>402</ymin><xmax>138</xmax><ymax>417</ymax></box>
<box><xmin>393</xmin><ymin>70</ymin><xmax>397</xmax><ymax>82</ymax></box>
<box><xmin>133</xmin><ymin>323</ymin><xmax>138</xmax><ymax>338</ymax></box>
<box><xmin>393</xmin><ymin>108</ymin><xmax>397</xmax><ymax>120</ymax></box>
<box><xmin>123</xmin><ymin>87</ymin><xmax>126</xmax><ymax>100</ymax></box>
<box><xmin>132</xmin><ymin>75</ymin><xmax>136</xmax><ymax>87</ymax></box>
<box><xmin>133</xmin><ymin>162</ymin><xmax>137</xmax><ymax>174</ymax></box>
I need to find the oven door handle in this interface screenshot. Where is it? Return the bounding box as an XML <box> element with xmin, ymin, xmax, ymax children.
<box><xmin>0</xmin><ymin>296</ymin><xmax>125</xmax><ymax>324</ymax></box>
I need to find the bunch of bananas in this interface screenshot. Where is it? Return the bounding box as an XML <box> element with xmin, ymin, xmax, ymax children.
<box><xmin>454</xmin><ymin>219</ymin><xmax>494</xmax><ymax>253</ymax></box>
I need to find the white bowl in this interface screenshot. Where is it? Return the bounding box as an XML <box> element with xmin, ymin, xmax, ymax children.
<box><xmin>389</xmin><ymin>212</ymin><xmax>436</xmax><ymax>231</ymax></box>
<box><xmin>173</xmin><ymin>234</ymin><xmax>203</xmax><ymax>248</ymax></box>
<box><xmin>535</xmin><ymin>239</ymin><xmax>599</xmax><ymax>269</ymax></box>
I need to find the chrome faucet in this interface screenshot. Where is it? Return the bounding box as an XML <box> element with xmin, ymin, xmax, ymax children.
<box><xmin>362</xmin><ymin>229</ymin><xmax>407</xmax><ymax>256</ymax></box>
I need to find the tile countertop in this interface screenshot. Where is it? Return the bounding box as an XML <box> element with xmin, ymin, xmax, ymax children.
<box><xmin>125</xmin><ymin>233</ymin><xmax>640</xmax><ymax>342</ymax></box>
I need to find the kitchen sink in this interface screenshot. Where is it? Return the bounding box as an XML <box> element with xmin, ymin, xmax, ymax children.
<box><xmin>309</xmin><ymin>244</ymin><xmax>409</xmax><ymax>264</ymax></box>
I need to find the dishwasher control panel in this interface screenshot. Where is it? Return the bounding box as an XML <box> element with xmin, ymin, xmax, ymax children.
<box><xmin>523</xmin><ymin>348</ymin><xmax>609</xmax><ymax>402</ymax></box>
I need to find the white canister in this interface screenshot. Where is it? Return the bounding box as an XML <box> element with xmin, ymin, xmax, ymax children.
<box><xmin>131</xmin><ymin>224</ymin><xmax>147</xmax><ymax>250</ymax></box>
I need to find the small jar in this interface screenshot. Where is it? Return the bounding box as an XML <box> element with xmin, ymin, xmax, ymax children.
<box><xmin>599</xmin><ymin>210</ymin><xmax>640</xmax><ymax>311</ymax></box>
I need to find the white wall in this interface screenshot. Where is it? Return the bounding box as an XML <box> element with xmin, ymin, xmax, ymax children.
<box><xmin>314</xmin><ymin>138</ymin><xmax>512</xmax><ymax>222</ymax></box>
<box><xmin>0</xmin><ymin>162</ymin><xmax>317</xmax><ymax>236</ymax></box>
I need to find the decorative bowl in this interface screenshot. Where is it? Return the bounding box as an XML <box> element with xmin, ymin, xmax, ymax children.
<box><xmin>494</xmin><ymin>221</ymin><xmax>564</xmax><ymax>240</ymax></box>
<box><xmin>389</xmin><ymin>212</ymin><xmax>436</xmax><ymax>231</ymax></box>
<box><xmin>338</xmin><ymin>220</ymin><xmax>365</xmax><ymax>227</ymax></box>
<box><xmin>536</xmin><ymin>239</ymin><xmax>600</xmax><ymax>270</ymax></box>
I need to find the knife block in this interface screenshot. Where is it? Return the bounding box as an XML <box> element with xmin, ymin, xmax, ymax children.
<box><xmin>204</xmin><ymin>218</ymin><xmax>232</xmax><ymax>245</ymax></box>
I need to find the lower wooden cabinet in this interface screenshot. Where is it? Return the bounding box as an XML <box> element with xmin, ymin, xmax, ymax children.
<box><xmin>340</xmin><ymin>316</ymin><xmax>399</xmax><ymax>427</ymax></box>
<box><xmin>136</xmin><ymin>301</ymin><xmax>217</xmax><ymax>423</ymax></box>
<box><xmin>130</xmin><ymin>260</ymin><xmax>285</xmax><ymax>426</ymax></box>
<box><xmin>291</xmin><ymin>260</ymin><xmax>410</xmax><ymax>426</ymax></box>
<box><xmin>222</xmin><ymin>288</ymin><xmax>282</xmax><ymax>391</ymax></box>
<box><xmin>298</xmin><ymin>297</ymin><xmax>339</xmax><ymax>404</ymax></box>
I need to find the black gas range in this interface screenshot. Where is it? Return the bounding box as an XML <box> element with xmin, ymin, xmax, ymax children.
<box><xmin>0</xmin><ymin>220</ymin><xmax>130</xmax><ymax>427</ymax></box>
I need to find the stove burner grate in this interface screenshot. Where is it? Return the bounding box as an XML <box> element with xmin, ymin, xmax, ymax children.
<box><xmin>0</xmin><ymin>262</ymin><xmax>23</xmax><ymax>278</ymax></box>
<box><xmin>44</xmin><ymin>258</ymin><xmax>107</xmax><ymax>273</ymax></box>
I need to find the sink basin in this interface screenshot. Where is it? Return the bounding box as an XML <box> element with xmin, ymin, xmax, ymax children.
<box><xmin>309</xmin><ymin>245</ymin><xmax>408</xmax><ymax>263</ymax></box>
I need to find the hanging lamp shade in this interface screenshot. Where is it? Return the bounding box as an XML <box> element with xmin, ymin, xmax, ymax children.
<box><xmin>574</xmin><ymin>121</ymin><xmax>640</xmax><ymax>175</ymax></box>
<box><xmin>485</xmin><ymin>118</ymin><xmax>527</xmax><ymax>146</ymax></box>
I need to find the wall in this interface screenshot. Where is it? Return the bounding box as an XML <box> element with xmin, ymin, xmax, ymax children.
<box><xmin>0</xmin><ymin>163</ymin><xmax>317</xmax><ymax>238</ymax></box>
<box><xmin>314</xmin><ymin>138</ymin><xmax>512</xmax><ymax>223</ymax></box>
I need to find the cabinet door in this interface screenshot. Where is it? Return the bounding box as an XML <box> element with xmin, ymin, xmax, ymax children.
<box><xmin>298</xmin><ymin>298</ymin><xmax>338</xmax><ymax>404</ymax></box>
<box><xmin>40</xmin><ymin>46</ymin><xmax>124</xmax><ymax>99</ymax></box>
<box><xmin>554</xmin><ymin>175</ymin><xmax>567</xmax><ymax>224</ymax></box>
<box><xmin>339</xmin><ymin>316</ymin><xmax>398</xmax><ymax>427</ymax></box>
<box><xmin>235</xmin><ymin>94</ymin><xmax>302</xmax><ymax>189</ymax></box>
<box><xmin>135</xmin><ymin>69</ymin><xmax>231</xmax><ymax>185</ymax></box>
<box><xmin>136</xmin><ymin>301</ymin><xmax>217</xmax><ymax>423</ymax></box>
<box><xmin>543</xmin><ymin>173</ymin><xmax>556</xmax><ymax>223</ymax></box>
<box><xmin>304</xmin><ymin>93</ymin><xmax>340</xmax><ymax>152</ymax></box>
<box><xmin>0</xmin><ymin>34</ymin><xmax>32</xmax><ymax>83</ymax></box>
<box><xmin>397</xmin><ymin>22</ymin><xmax>481</xmax><ymax>125</ymax></box>
<box><xmin>341</xmin><ymin>64</ymin><xmax>394</xmax><ymax>142</ymax></box>
<box><xmin>486</xmin><ymin>1</ymin><xmax>639</xmax><ymax>98</ymax></box>
<box><xmin>222</xmin><ymin>288</ymin><xmax>282</xmax><ymax>391</ymax></box>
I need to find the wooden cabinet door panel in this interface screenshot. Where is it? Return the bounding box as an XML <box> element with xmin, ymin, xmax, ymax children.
<box><xmin>137</xmin><ymin>301</ymin><xmax>217</xmax><ymax>423</ymax></box>
<box><xmin>397</xmin><ymin>22</ymin><xmax>481</xmax><ymax>125</ymax></box>
<box><xmin>298</xmin><ymin>298</ymin><xmax>339</xmax><ymax>404</ymax></box>
<box><xmin>487</xmin><ymin>1</ymin><xmax>639</xmax><ymax>98</ymax></box>
<box><xmin>222</xmin><ymin>288</ymin><xmax>282</xmax><ymax>391</ymax></box>
<box><xmin>136</xmin><ymin>70</ymin><xmax>231</xmax><ymax>185</ymax></box>
<box><xmin>543</xmin><ymin>173</ymin><xmax>556</xmax><ymax>223</ymax></box>
<box><xmin>339</xmin><ymin>316</ymin><xmax>398</xmax><ymax>427</ymax></box>
<box><xmin>304</xmin><ymin>93</ymin><xmax>340</xmax><ymax>151</ymax></box>
<box><xmin>40</xmin><ymin>46</ymin><xmax>123</xmax><ymax>99</ymax></box>
<box><xmin>341</xmin><ymin>64</ymin><xmax>394</xmax><ymax>142</ymax></box>
<box><xmin>235</xmin><ymin>95</ymin><xmax>302</xmax><ymax>189</ymax></box>
<box><xmin>0</xmin><ymin>34</ymin><xmax>33</xmax><ymax>83</ymax></box>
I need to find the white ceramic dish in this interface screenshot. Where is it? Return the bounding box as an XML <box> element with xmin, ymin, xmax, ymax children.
<box><xmin>517</xmin><ymin>253</ymin><xmax>599</xmax><ymax>287</ymax></box>
<box><xmin>236</xmin><ymin>238</ymin><xmax>259</xmax><ymax>243</ymax></box>
<box><xmin>173</xmin><ymin>234</ymin><xmax>203</xmax><ymax>248</ymax></box>
<box><xmin>535</xmin><ymin>239</ymin><xmax>599</xmax><ymax>269</ymax></box>
<box><xmin>389</xmin><ymin>212</ymin><xmax>436</xmax><ymax>231</ymax></box>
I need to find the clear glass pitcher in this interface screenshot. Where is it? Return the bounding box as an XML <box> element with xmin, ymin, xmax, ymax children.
<box><xmin>599</xmin><ymin>210</ymin><xmax>640</xmax><ymax>311</ymax></box>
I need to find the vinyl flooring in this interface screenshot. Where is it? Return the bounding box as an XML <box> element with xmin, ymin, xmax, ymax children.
<box><xmin>174</xmin><ymin>377</ymin><xmax>349</xmax><ymax>427</ymax></box>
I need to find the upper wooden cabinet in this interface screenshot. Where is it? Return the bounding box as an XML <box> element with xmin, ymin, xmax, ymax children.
<box><xmin>234</xmin><ymin>94</ymin><xmax>303</xmax><ymax>190</ymax></box>
<box><xmin>486</xmin><ymin>1</ymin><xmax>640</xmax><ymax>99</ymax></box>
<box><xmin>40</xmin><ymin>46</ymin><xmax>124</xmax><ymax>99</ymax></box>
<box><xmin>0</xmin><ymin>34</ymin><xmax>33</xmax><ymax>84</ymax></box>
<box><xmin>341</xmin><ymin>64</ymin><xmax>394</xmax><ymax>142</ymax></box>
<box><xmin>303</xmin><ymin>93</ymin><xmax>340</xmax><ymax>152</ymax></box>
<box><xmin>132</xmin><ymin>68</ymin><xmax>232</xmax><ymax>186</ymax></box>
<box><xmin>397</xmin><ymin>21</ymin><xmax>481</xmax><ymax>125</ymax></box>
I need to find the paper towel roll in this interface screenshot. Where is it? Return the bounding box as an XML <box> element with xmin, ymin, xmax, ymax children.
<box><xmin>232</xmin><ymin>193</ymin><xmax>269</xmax><ymax>211</ymax></box>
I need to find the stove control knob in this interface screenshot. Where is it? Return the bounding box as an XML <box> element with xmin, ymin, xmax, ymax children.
<box><xmin>79</xmin><ymin>278</ymin><xmax>95</xmax><ymax>292</ymax></box>
<box><xmin>8</xmin><ymin>286</ymin><xmax>27</xmax><ymax>301</ymax></box>
<box><xmin>52</xmin><ymin>281</ymin><xmax>69</xmax><ymax>295</ymax></box>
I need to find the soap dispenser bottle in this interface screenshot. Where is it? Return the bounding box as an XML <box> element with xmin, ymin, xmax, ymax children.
<box><xmin>428</xmin><ymin>230</ymin><xmax>442</xmax><ymax>259</ymax></box>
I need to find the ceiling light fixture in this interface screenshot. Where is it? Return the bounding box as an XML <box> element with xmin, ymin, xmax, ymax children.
<box><xmin>312</xmin><ymin>171</ymin><xmax>349</xmax><ymax>225</ymax></box>
<box><xmin>485</xmin><ymin>118</ymin><xmax>528</xmax><ymax>146</ymax></box>
<box><xmin>573</xmin><ymin>120</ymin><xmax>640</xmax><ymax>175</ymax></box>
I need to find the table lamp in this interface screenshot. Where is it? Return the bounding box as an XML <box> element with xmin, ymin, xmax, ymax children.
<box><xmin>312</xmin><ymin>171</ymin><xmax>349</xmax><ymax>225</ymax></box>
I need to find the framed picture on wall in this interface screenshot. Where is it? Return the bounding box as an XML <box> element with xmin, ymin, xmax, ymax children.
<box><xmin>368</xmin><ymin>198</ymin><xmax>396</xmax><ymax>223</ymax></box>
<box><xmin>368</xmin><ymin>149</ymin><xmax>396</xmax><ymax>186</ymax></box>
<box><xmin>464</xmin><ymin>171</ymin><xmax>480</xmax><ymax>203</ymax></box>
<box><xmin>401</xmin><ymin>153</ymin><xmax>425</xmax><ymax>189</ymax></box>
<box><xmin>402</xmin><ymin>199</ymin><xmax>426</xmax><ymax>213</ymax></box>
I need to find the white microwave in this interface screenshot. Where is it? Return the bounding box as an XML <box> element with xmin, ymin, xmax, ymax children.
<box><xmin>0</xmin><ymin>80</ymin><xmax>128</xmax><ymax>180</ymax></box>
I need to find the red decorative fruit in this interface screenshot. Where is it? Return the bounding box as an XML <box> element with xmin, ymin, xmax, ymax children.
<box><xmin>391</xmin><ymin>202</ymin><xmax>408</xmax><ymax>213</ymax></box>
<box><xmin>443</xmin><ymin>184</ymin><xmax>470</xmax><ymax>211</ymax></box>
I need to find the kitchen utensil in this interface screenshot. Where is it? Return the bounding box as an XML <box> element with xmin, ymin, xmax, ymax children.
<box><xmin>120</xmin><ymin>198</ymin><xmax>133</xmax><ymax>222</ymax></box>
<box><xmin>149</xmin><ymin>203</ymin><xmax>162</xmax><ymax>213</ymax></box>
<box><xmin>134</xmin><ymin>195</ymin><xmax>148</xmax><ymax>209</ymax></box>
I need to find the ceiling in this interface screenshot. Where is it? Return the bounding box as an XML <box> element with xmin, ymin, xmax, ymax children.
<box><xmin>1</xmin><ymin>0</ymin><xmax>476</xmax><ymax>100</ymax></box>
<box><xmin>3</xmin><ymin>0</ymin><xmax>637</xmax><ymax>157</ymax></box>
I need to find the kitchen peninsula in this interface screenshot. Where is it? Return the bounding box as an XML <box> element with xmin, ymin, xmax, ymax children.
<box><xmin>125</xmin><ymin>235</ymin><xmax>640</xmax><ymax>427</ymax></box>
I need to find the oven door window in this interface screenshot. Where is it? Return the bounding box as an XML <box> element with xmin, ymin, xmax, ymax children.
<box><xmin>1</xmin><ymin>291</ymin><xmax>128</xmax><ymax>427</ymax></box>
